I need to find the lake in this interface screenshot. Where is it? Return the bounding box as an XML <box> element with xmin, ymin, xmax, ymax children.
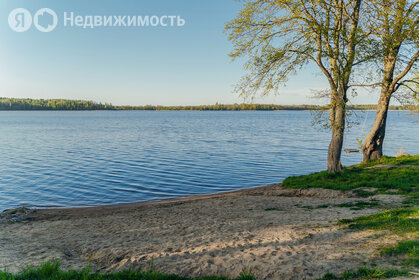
<box><xmin>0</xmin><ymin>111</ymin><xmax>417</xmax><ymax>210</ymax></box>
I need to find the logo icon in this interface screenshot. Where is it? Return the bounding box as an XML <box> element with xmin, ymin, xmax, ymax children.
<box><xmin>8</xmin><ymin>8</ymin><xmax>32</xmax><ymax>32</ymax></box>
<box><xmin>34</xmin><ymin>8</ymin><xmax>58</xmax><ymax>32</ymax></box>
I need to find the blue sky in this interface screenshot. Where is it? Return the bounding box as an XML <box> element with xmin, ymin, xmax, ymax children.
<box><xmin>0</xmin><ymin>0</ymin><xmax>380</xmax><ymax>106</ymax></box>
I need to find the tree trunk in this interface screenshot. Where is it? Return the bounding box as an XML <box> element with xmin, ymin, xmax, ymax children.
<box><xmin>327</xmin><ymin>126</ymin><xmax>344</xmax><ymax>172</ymax></box>
<box><xmin>327</xmin><ymin>102</ymin><xmax>345</xmax><ymax>172</ymax></box>
<box><xmin>362</xmin><ymin>92</ymin><xmax>391</xmax><ymax>161</ymax></box>
<box><xmin>362</xmin><ymin>55</ymin><xmax>395</xmax><ymax>162</ymax></box>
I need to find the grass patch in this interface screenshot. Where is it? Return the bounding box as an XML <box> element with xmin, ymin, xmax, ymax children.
<box><xmin>339</xmin><ymin>207</ymin><xmax>418</xmax><ymax>234</ymax></box>
<box><xmin>317</xmin><ymin>267</ymin><xmax>409</xmax><ymax>280</ymax></box>
<box><xmin>335</xmin><ymin>200</ymin><xmax>380</xmax><ymax>210</ymax></box>
<box><xmin>340</xmin><ymin>207</ymin><xmax>418</xmax><ymax>271</ymax></box>
<box><xmin>381</xmin><ymin>240</ymin><xmax>419</xmax><ymax>268</ymax></box>
<box><xmin>0</xmin><ymin>261</ymin><xmax>256</xmax><ymax>280</ymax></box>
<box><xmin>264</xmin><ymin>207</ymin><xmax>278</xmax><ymax>211</ymax></box>
<box><xmin>301</xmin><ymin>200</ymin><xmax>380</xmax><ymax>210</ymax></box>
<box><xmin>282</xmin><ymin>155</ymin><xmax>419</xmax><ymax>197</ymax></box>
<box><xmin>285</xmin><ymin>155</ymin><xmax>419</xmax><ymax>278</ymax></box>
<box><xmin>301</xmin><ymin>205</ymin><xmax>329</xmax><ymax>210</ymax></box>
<box><xmin>381</xmin><ymin>240</ymin><xmax>419</xmax><ymax>257</ymax></box>
<box><xmin>403</xmin><ymin>195</ymin><xmax>419</xmax><ymax>206</ymax></box>
<box><xmin>356</xmin><ymin>155</ymin><xmax>419</xmax><ymax>168</ymax></box>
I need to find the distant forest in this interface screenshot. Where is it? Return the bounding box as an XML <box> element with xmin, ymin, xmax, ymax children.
<box><xmin>0</xmin><ymin>98</ymin><xmax>113</xmax><ymax>110</ymax></box>
<box><xmin>0</xmin><ymin>97</ymin><xmax>417</xmax><ymax>111</ymax></box>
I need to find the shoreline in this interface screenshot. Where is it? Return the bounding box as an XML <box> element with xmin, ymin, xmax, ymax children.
<box><xmin>0</xmin><ymin>183</ymin><xmax>406</xmax><ymax>279</ymax></box>
<box><xmin>27</xmin><ymin>184</ymin><xmax>279</xmax><ymax>211</ymax></box>
<box><xmin>0</xmin><ymin>184</ymin><xmax>279</xmax><ymax>214</ymax></box>
<box><xmin>22</xmin><ymin>184</ymin><xmax>316</xmax><ymax>221</ymax></box>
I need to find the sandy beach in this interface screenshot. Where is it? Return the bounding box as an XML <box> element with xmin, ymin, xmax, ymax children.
<box><xmin>0</xmin><ymin>185</ymin><xmax>407</xmax><ymax>279</ymax></box>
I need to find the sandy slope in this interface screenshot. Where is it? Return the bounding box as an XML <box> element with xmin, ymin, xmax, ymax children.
<box><xmin>0</xmin><ymin>185</ymin><xmax>406</xmax><ymax>279</ymax></box>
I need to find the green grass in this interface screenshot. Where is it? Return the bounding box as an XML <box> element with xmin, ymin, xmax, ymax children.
<box><xmin>356</xmin><ymin>155</ymin><xmax>419</xmax><ymax>168</ymax></box>
<box><xmin>302</xmin><ymin>200</ymin><xmax>381</xmax><ymax>210</ymax></box>
<box><xmin>317</xmin><ymin>267</ymin><xmax>409</xmax><ymax>280</ymax></box>
<box><xmin>301</xmin><ymin>204</ymin><xmax>330</xmax><ymax>210</ymax></box>
<box><xmin>264</xmin><ymin>207</ymin><xmax>278</xmax><ymax>211</ymax></box>
<box><xmin>403</xmin><ymin>196</ymin><xmax>419</xmax><ymax>206</ymax></box>
<box><xmin>335</xmin><ymin>200</ymin><xmax>380</xmax><ymax>210</ymax></box>
<box><xmin>339</xmin><ymin>207</ymin><xmax>418</xmax><ymax>271</ymax></box>
<box><xmin>381</xmin><ymin>241</ymin><xmax>419</xmax><ymax>268</ymax></box>
<box><xmin>282</xmin><ymin>155</ymin><xmax>419</xmax><ymax>197</ymax></box>
<box><xmin>339</xmin><ymin>207</ymin><xmax>418</xmax><ymax>234</ymax></box>
<box><xmin>0</xmin><ymin>262</ymin><xmax>256</xmax><ymax>280</ymax></box>
<box><xmin>381</xmin><ymin>240</ymin><xmax>419</xmax><ymax>257</ymax></box>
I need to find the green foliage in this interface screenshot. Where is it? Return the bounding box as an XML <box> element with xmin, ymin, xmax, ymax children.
<box><xmin>317</xmin><ymin>267</ymin><xmax>408</xmax><ymax>280</ymax></box>
<box><xmin>282</xmin><ymin>155</ymin><xmax>419</xmax><ymax>196</ymax></box>
<box><xmin>339</xmin><ymin>207</ymin><xmax>418</xmax><ymax>234</ymax></box>
<box><xmin>355</xmin><ymin>138</ymin><xmax>364</xmax><ymax>152</ymax></box>
<box><xmin>0</xmin><ymin>261</ymin><xmax>256</xmax><ymax>280</ymax></box>
<box><xmin>224</xmin><ymin>0</ymin><xmax>364</xmax><ymax>99</ymax></box>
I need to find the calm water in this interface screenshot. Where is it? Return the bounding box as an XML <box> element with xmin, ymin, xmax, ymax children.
<box><xmin>0</xmin><ymin>111</ymin><xmax>417</xmax><ymax>210</ymax></box>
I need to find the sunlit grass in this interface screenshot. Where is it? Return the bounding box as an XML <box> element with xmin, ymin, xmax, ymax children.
<box><xmin>339</xmin><ymin>207</ymin><xmax>418</xmax><ymax>234</ymax></box>
<box><xmin>317</xmin><ymin>267</ymin><xmax>409</xmax><ymax>280</ymax></box>
<box><xmin>0</xmin><ymin>261</ymin><xmax>256</xmax><ymax>280</ymax></box>
<box><xmin>282</xmin><ymin>155</ymin><xmax>419</xmax><ymax>197</ymax></box>
<box><xmin>338</xmin><ymin>207</ymin><xmax>418</xmax><ymax>272</ymax></box>
<box><xmin>356</xmin><ymin>155</ymin><xmax>419</xmax><ymax>168</ymax></box>
<box><xmin>381</xmin><ymin>240</ymin><xmax>419</xmax><ymax>268</ymax></box>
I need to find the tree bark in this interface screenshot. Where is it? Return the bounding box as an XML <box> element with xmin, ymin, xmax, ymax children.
<box><xmin>362</xmin><ymin>91</ymin><xmax>391</xmax><ymax>161</ymax></box>
<box><xmin>327</xmin><ymin>99</ymin><xmax>345</xmax><ymax>172</ymax></box>
<box><xmin>327</xmin><ymin>126</ymin><xmax>344</xmax><ymax>172</ymax></box>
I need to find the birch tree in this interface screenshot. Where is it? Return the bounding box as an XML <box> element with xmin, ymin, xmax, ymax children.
<box><xmin>225</xmin><ymin>0</ymin><xmax>364</xmax><ymax>172</ymax></box>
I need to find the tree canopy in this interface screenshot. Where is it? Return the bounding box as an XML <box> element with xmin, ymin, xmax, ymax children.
<box><xmin>361</xmin><ymin>0</ymin><xmax>418</xmax><ymax>161</ymax></box>
<box><xmin>226</xmin><ymin>0</ymin><xmax>366</xmax><ymax>172</ymax></box>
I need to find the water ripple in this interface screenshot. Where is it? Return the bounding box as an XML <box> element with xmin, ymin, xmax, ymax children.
<box><xmin>0</xmin><ymin>111</ymin><xmax>417</xmax><ymax>210</ymax></box>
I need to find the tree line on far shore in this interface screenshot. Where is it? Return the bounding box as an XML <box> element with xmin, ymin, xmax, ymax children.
<box><xmin>0</xmin><ymin>98</ymin><xmax>113</xmax><ymax>111</ymax></box>
<box><xmin>0</xmin><ymin>98</ymin><xmax>417</xmax><ymax>111</ymax></box>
